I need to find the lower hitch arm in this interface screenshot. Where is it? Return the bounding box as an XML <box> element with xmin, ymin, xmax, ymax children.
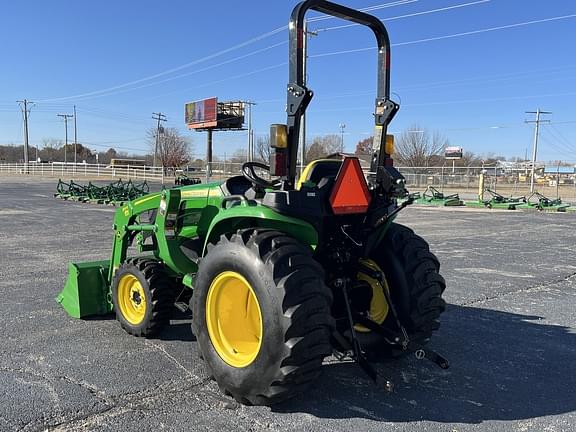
<box><xmin>353</xmin><ymin>313</ymin><xmax>450</xmax><ymax>370</ymax></box>
<box><xmin>335</xmin><ymin>278</ymin><xmax>393</xmax><ymax>391</ymax></box>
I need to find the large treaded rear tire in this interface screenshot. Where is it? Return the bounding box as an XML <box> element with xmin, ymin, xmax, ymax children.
<box><xmin>192</xmin><ymin>229</ymin><xmax>334</xmax><ymax>406</ymax></box>
<box><xmin>111</xmin><ymin>258</ymin><xmax>175</xmax><ymax>337</ymax></box>
<box><xmin>373</xmin><ymin>223</ymin><xmax>446</xmax><ymax>346</ymax></box>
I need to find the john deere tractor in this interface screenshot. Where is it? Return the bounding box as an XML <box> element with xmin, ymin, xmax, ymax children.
<box><xmin>58</xmin><ymin>0</ymin><xmax>447</xmax><ymax>405</ymax></box>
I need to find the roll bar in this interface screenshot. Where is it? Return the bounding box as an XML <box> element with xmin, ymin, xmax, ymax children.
<box><xmin>285</xmin><ymin>0</ymin><xmax>399</xmax><ymax>188</ymax></box>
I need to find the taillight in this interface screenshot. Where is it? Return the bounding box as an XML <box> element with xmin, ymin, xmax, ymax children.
<box><xmin>270</xmin><ymin>149</ymin><xmax>287</xmax><ymax>177</ymax></box>
<box><xmin>269</xmin><ymin>124</ymin><xmax>288</xmax><ymax>177</ymax></box>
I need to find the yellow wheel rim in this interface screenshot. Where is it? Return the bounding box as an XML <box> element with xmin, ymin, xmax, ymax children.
<box><xmin>206</xmin><ymin>271</ymin><xmax>263</xmax><ymax>368</ymax></box>
<box><xmin>355</xmin><ymin>258</ymin><xmax>389</xmax><ymax>333</ymax></box>
<box><xmin>117</xmin><ymin>274</ymin><xmax>147</xmax><ymax>325</ymax></box>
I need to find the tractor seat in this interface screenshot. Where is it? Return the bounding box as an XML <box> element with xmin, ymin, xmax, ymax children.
<box><xmin>221</xmin><ymin>175</ymin><xmax>252</xmax><ymax>196</ymax></box>
<box><xmin>297</xmin><ymin>159</ymin><xmax>342</xmax><ymax>190</ymax></box>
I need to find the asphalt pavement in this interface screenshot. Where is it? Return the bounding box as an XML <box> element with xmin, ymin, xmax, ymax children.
<box><xmin>1</xmin><ymin>175</ymin><xmax>575</xmax><ymax>432</ymax></box>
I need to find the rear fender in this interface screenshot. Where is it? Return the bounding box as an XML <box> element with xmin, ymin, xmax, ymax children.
<box><xmin>203</xmin><ymin>204</ymin><xmax>318</xmax><ymax>255</ymax></box>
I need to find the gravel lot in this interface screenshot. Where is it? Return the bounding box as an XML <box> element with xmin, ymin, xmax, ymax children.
<box><xmin>1</xmin><ymin>175</ymin><xmax>575</xmax><ymax>432</ymax></box>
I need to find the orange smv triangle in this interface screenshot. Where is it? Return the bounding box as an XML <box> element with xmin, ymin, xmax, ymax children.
<box><xmin>329</xmin><ymin>157</ymin><xmax>372</xmax><ymax>215</ymax></box>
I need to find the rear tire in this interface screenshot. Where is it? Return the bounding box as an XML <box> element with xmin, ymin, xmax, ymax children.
<box><xmin>367</xmin><ymin>223</ymin><xmax>446</xmax><ymax>355</ymax></box>
<box><xmin>111</xmin><ymin>258</ymin><xmax>175</xmax><ymax>337</ymax></box>
<box><xmin>192</xmin><ymin>229</ymin><xmax>334</xmax><ymax>405</ymax></box>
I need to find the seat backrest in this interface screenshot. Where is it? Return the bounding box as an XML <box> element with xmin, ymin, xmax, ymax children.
<box><xmin>297</xmin><ymin>159</ymin><xmax>342</xmax><ymax>190</ymax></box>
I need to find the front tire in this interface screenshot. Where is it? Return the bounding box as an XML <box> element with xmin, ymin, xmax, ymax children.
<box><xmin>111</xmin><ymin>258</ymin><xmax>175</xmax><ymax>337</ymax></box>
<box><xmin>192</xmin><ymin>229</ymin><xmax>334</xmax><ymax>405</ymax></box>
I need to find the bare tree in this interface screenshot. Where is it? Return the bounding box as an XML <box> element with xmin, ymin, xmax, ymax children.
<box><xmin>395</xmin><ymin>125</ymin><xmax>447</xmax><ymax>169</ymax></box>
<box><xmin>147</xmin><ymin>127</ymin><xmax>193</xmax><ymax>169</ymax></box>
<box><xmin>354</xmin><ymin>136</ymin><xmax>372</xmax><ymax>161</ymax></box>
<box><xmin>255</xmin><ymin>135</ymin><xmax>271</xmax><ymax>163</ymax></box>
<box><xmin>459</xmin><ymin>151</ymin><xmax>482</xmax><ymax>168</ymax></box>
<box><xmin>305</xmin><ymin>134</ymin><xmax>341</xmax><ymax>163</ymax></box>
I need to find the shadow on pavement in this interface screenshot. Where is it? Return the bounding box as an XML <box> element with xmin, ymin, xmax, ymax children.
<box><xmin>275</xmin><ymin>304</ymin><xmax>576</xmax><ymax>423</ymax></box>
<box><xmin>159</xmin><ymin>321</ymin><xmax>196</xmax><ymax>342</ymax></box>
<box><xmin>154</xmin><ymin>307</ymin><xmax>195</xmax><ymax>341</ymax></box>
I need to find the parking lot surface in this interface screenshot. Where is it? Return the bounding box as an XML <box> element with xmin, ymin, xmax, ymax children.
<box><xmin>1</xmin><ymin>176</ymin><xmax>575</xmax><ymax>432</ymax></box>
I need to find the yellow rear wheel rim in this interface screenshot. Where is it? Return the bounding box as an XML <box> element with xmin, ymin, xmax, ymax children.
<box><xmin>117</xmin><ymin>274</ymin><xmax>147</xmax><ymax>325</ymax></box>
<box><xmin>206</xmin><ymin>271</ymin><xmax>263</xmax><ymax>368</ymax></box>
<box><xmin>355</xmin><ymin>258</ymin><xmax>389</xmax><ymax>333</ymax></box>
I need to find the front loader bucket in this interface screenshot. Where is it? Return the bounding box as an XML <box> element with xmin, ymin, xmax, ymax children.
<box><xmin>56</xmin><ymin>260</ymin><xmax>112</xmax><ymax>318</ymax></box>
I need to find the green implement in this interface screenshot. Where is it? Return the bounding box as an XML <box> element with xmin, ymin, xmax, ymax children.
<box><xmin>54</xmin><ymin>179</ymin><xmax>150</xmax><ymax>205</ymax></box>
<box><xmin>412</xmin><ymin>186</ymin><xmax>463</xmax><ymax>206</ymax></box>
<box><xmin>516</xmin><ymin>192</ymin><xmax>570</xmax><ymax>212</ymax></box>
<box><xmin>484</xmin><ymin>189</ymin><xmax>525</xmax><ymax>209</ymax></box>
<box><xmin>465</xmin><ymin>188</ymin><xmax>525</xmax><ymax>210</ymax></box>
<box><xmin>175</xmin><ymin>172</ymin><xmax>202</xmax><ymax>186</ymax></box>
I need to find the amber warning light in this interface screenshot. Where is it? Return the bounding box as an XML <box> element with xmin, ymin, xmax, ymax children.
<box><xmin>329</xmin><ymin>158</ymin><xmax>372</xmax><ymax>215</ymax></box>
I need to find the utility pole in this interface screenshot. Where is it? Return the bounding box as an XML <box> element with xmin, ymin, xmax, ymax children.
<box><xmin>17</xmin><ymin>99</ymin><xmax>34</xmax><ymax>173</ymax></box>
<box><xmin>525</xmin><ymin>109</ymin><xmax>552</xmax><ymax>192</ymax></box>
<box><xmin>300</xmin><ymin>21</ymin><xmax>318</xmax><ymax>174</ymax></box>
<box><xmin>57</xmin><ymin>114</ymin><xmax>73</xmax><ymax>164</ymax></box>
<box><xmin>244</xmin><ymin>101</ymin><xmax>257</xmax><ymax>162</ymax></box>
<box><xmin>73</xmin><ymin>105</ymin><xmax>78</xmax><ymax>164</ymax></box>
<box><xmin>152</xmin><ymin>112</ymin><xmax>167</xmax><ymax>167</ymax></box>
<box><xmin>207</xmin><ymin>129</ymin><xmax>213</xmax><ymax>179</ymax></box>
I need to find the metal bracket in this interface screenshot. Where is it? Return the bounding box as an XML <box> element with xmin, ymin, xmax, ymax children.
<box><xmin>374</xmin><ymin>98</ymin><xmax>399</xmax><ymax>126</ymax></box>
<box><xmin>287</xmin><ymin>83</ymin><xmax>313</xmax><ymax>116</ymax></box>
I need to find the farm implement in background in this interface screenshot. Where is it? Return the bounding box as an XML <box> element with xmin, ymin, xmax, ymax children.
<box><xmin>54</xmin><ymin>179</ymin><xmax>150</xmax><ymax>206</ymax></box>
<box><xmin>408</xmin><ymin>186</ymin><xmax>463</xmax><ymax>207</ymax></box>
<box><xmin>515</xmin><ymin>192</ymin><xmax>571</xmax><ymax>212</ymax></box>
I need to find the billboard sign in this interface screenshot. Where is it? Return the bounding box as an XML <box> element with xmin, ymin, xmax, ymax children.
<box><xmin>445</xmin><ymin>146</ymin><xmax>463</xmax><ymax>160</ymax></box>
<box><xmin>185</xmin><ymin>97</ymin><xmax>218</xmax><ymax>129</ymax></box>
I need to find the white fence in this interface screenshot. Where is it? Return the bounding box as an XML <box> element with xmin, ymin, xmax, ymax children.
<box><xmin>0</xmin><ymin>162</ymin><xmax>167</xmax><ymax>181</ymax></box>
<box><xmin>2</xmin><ymin>161</ymin><xmax>575</xmax><ymax>201</ymax></box>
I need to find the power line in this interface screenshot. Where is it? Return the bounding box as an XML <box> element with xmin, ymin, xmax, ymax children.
<box><xmin>36</xmin><ymin>27</ymin><xmax>288</xmax><ymax>103</ymax></box>
<box><xmin>257</xmin><ymin>64</ymin><xmax>576</xmax><ymax>104</ymax></box>
<box><xmin>311</xmin><ymin>14</ymin><xmax>576</xmax><ymax>58</ymax></box>
<box><xmin>145</xmin><ymin>15</ymin><xmax>576</xmax><ymax>102</ymax></box>
<box><xmin>549</xmin><ymin>124</ymin><xmax>576</xmax><ymax>151</ymax></box>
<box><xmin>543</xmin><ymin>125</ymin><xmax>576</xmax><ymax>154</ymax></box>
<box><xmin>257</xmin><ymin>91</ymin><xmax>576</xmax><ymax>115</ymax></box>
<box><xmin>307</xmin><ymin>0</ymin><xmax>418</xmax><ymax>22</ymax></box>
<box><xmin>33</xmin><ymin>1</ymin><xmax>419</xmax><ymax>103</ymax></box>
<box><xmin>538</xmin><ymin>132</ymin><xmax>576</xmax><ymax>158</ymax></box>
<box><xmin>59</xmin><ymin>41</ymin><xmax>289</xmax><ymax>103</ymax></box>
<box><xmin>316</xmin><ymin>0</ymin><xmax>490</xmax><ymax>31</ymax></box>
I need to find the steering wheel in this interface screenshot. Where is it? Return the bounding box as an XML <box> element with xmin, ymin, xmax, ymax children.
<box><xmin>242</xmin><ymin>162</ymin><xmax>281</xmax><ymax>190</ymax></box>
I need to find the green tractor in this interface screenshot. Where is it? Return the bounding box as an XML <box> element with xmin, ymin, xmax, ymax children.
<box><xmin>58</xmin><ymin>0</ymin><xmax>447</xmax><ymax>405</ymax></box>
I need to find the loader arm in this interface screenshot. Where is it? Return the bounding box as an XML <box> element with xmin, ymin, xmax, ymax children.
<box><xmin>109</xmin><ymin>189</ymin><xmax>198</xmax><ymax>283</ymax></box>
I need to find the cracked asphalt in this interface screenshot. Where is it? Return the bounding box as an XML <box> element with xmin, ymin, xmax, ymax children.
<box><xmin>1</xmin><ymin>175</ymin><xmax>576</xmax><ymax>432</ymax></box>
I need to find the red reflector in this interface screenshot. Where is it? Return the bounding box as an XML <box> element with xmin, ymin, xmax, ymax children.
<box><xmin>329</xmin><ymin>157</ymin><xmax>372</xmax><ymax>215</ymax></box>
<box><xmin>270</xmin><ymin>150</ymin><xmax>287</xmax><ymax>177</ymax></box>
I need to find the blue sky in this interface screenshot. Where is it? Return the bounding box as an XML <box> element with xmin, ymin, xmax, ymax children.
<box><xmin>1</xmin><ymin>0</ymin><xmax>575</xmax><ymax>162</ymax></box>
